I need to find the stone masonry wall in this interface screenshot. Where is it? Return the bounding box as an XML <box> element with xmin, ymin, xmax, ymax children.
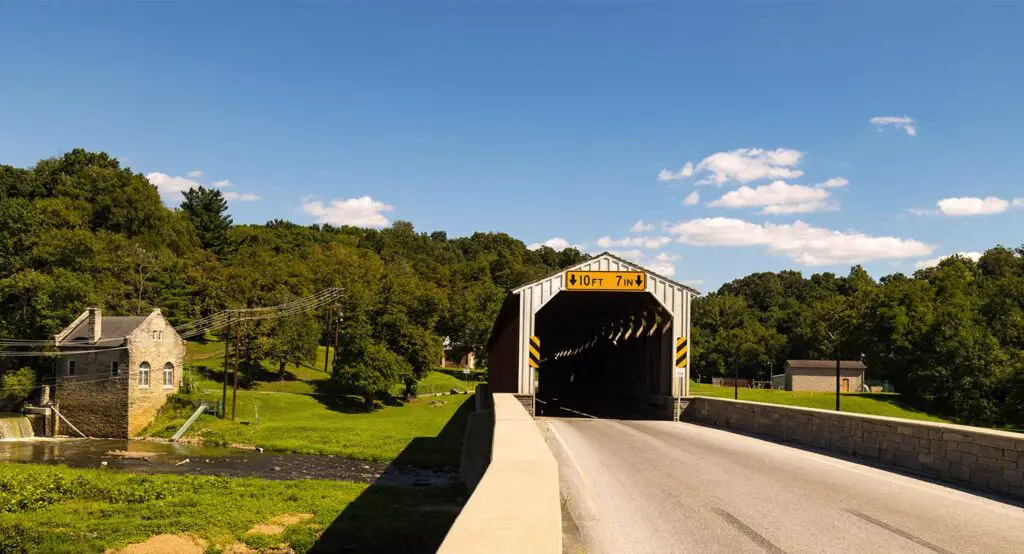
<box><xmin>56</xmin><ymin>373</ymin><xmax>130</xmax><ymax>438</ymax></box>
<box><xmin>55</xmin><ymin>348</ymin><xmax>131</xmax><ymax>438</ymax></box>
<box><xmin>127</xmin><ymin>313</ymin><xmax>185</xmax><ymax>436</ymax></box>
<box><xmin>513</xmin><ymin>394</ymin><xmax>534</xmax><ymax>416</ymax></box>
<box><xmin>683</xmin><ymin>396</ymin><xmax>1024</xmax><ymax>500</ymax></box>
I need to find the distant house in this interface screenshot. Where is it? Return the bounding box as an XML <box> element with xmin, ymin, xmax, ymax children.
<box><xmin>440</xmin><ymin>337</ymin><xmax>476</xmax><ymax>370</ymax></box>
<box><xmin>772</xmin><ymin>360</ymin><xmax>867</xmax><ymax>392</ymax></box>
<box><xmin>54</xmin><ymin>308</ymin><xmax>185</xmax><ymax>438</ymax></box>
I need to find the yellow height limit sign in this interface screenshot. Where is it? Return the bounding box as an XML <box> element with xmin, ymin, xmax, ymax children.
<box><xmin>565</xmin><ymin>270</ymin><xmax>647</xmax><ymax>292</ymax></box>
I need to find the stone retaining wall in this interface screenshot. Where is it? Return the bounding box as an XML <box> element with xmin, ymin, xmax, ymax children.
<box><xmin>683</xmin><ymin>396</ymin><xmax>1024</xmax><ymax>500</ymax></box>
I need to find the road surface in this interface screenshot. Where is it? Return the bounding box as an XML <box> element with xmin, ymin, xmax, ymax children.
<box><xmin>540</xmin><ymin>416</ymin><xmax>1024</xmax><ymax>554</ymax></box>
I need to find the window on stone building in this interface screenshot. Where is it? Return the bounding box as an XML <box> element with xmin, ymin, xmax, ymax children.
<box><xmin>152</xmin><ymin>330</ymin><xmax>163</xmax><ymax>341</ymax></box>
<box><xmin>68</xmin><ymin>360</ymin><xmax>75</xmax><ymax>376</ymax></box>
<box><xmin>163</xmin><ymin>363</ymin><xmax>174</xmax><ymax>388</ymax></box>
<box><xmin>139</xmin><ymin>362</ymin><xmax>150</xmax><ymax>387</ymax></box>
<box><xmin>111</xmin><ymin>361</ymin><xmax>118</xmax><ymax>377</ymax></box>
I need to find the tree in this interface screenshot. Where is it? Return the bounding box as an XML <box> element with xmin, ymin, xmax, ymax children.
<box><xmin>267</xmin><ymin>314</ymin><xmax>320</xmax><ymax>379</ymax></box>
<box><xmin>334</xmin><ymin>342</ymin><xmax>411</xmax><ymax>409</ymax></box>
<box><xmin>181</xmin><ymin>186</ymin><xmax>232</xmax><ymax>257</ymax></box>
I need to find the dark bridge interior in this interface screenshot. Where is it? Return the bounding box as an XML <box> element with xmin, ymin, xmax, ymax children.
<box><xmin>534</xmin><ymin>291</ymin><xmax>672</xmax><ymax>418</ymax></box>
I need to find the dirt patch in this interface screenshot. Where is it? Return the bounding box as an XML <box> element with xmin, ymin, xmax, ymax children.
<box><xmin>112</xmin><ymin>534</ymin><xmax>206</xmax><ymax>554</ymax></box>
<box><xmin>246</xmin><ymin>512</ymin><xmax>314</xmax><ymax>536</ymax></box>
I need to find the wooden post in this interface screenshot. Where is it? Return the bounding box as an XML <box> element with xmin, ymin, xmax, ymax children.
<box><xmin>232</xmin><ymin>321</ymin><xmax>241</xmax><ymax>421</ymax></box>
<box><xmin>323</xmin><ymin>305</ymin><xmax>333</xmax><ymax>373</ymax></box>
<box><xmin>221</xmin><ymin>314</ymin><xmax>231</xmax><ymax>419</ymax></box>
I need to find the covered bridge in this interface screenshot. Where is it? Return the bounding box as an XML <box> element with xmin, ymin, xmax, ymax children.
<box><xmin>486</xmin><ymin>252</ymin><xmax>698</xmax><ymax>418</ymax></box>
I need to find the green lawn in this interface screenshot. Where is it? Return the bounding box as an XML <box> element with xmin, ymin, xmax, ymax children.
<box><xmin>146</xmin><ymin>391</ymin><xmax>472</xmax><ymax>466</ymax></box>
<box><xmin>690</xmin><ymin>382</ymin><xmax>948</xmax><ymax>423</ymax></box>
<box><xmin>146</xmin><ymin>340</ymin><xmax>477</xmax><ymax>466</ymax></box>
<box><xmin>0</xmin><ymin>463</ymin><xmax>460</xmax><ymax>554</ymax></box>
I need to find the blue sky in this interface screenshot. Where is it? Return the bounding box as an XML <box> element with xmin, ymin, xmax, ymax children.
<box><xmin>2</xmin><ymin>3</ymin><xmax>1022</xmax><ymax>290</ymax></box>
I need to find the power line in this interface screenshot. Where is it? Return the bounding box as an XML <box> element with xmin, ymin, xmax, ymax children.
<box><xmin>0</xmin><ymin>288</ymin><xmax>343</xmax><ymax>355</ymax></box>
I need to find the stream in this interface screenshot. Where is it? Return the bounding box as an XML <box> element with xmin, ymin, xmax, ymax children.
<box><xmin>0</xmin><ymin>438</ymin><xmax>454</xmax><ymax>485</ymax></box>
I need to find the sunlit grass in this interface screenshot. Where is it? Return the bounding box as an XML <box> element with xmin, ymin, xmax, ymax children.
<box><xmin>690</xmin><ymin>382</ymin><xmax>947</xmax><ymax>423</ymax></box>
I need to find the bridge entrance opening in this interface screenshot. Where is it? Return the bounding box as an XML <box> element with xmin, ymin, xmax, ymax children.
<box><xmin>535</xmin><ymin>291</ymin><xmax>673</xmax><ymax>418</ymax></box>
<box><xmin>485</xmin><ymin>253</ymin><xmax>697</xmax><ymax>420</ymax></box>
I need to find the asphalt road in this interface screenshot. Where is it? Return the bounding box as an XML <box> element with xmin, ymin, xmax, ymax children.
<box><xmin>539</xmin><ymin>416</ymin><xmax>1024</xmax><ymax>554</ymax></box>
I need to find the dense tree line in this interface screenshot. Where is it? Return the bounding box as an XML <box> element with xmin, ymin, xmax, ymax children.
<box><xmin>4</xmin><ymin>150</ymin><xmax>1022</xmax><ymax>425</ymax></box>
<box><xmin>692</xmin><ymin>249</ymin><xmax>1024</xmax><ymax>427</ymax></box>
<box><xmin>0</xmin><ymin>150</ymin><xmax>587</xmax><ymax>406</ymax></box>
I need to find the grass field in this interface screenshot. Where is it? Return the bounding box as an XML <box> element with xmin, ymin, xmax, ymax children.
<box><xmin>0</xmin><ymin>463</ymin><xmax>460</xmax><ymax>553</ymax></box>
<box><xmin>144</xmin><ymin>340</ymin><xmax>477</xmax><ymax>466</ymax></box>
<box><xmin>690</xmin><ymin>382</ymin><xmax>948</xmax><ymax>423</ymax></box>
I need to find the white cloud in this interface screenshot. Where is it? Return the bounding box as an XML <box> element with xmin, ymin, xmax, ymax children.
<box><xmin>223</xmin><ymin>191</ymin><xmax>260</xmax><ymax>202</ymax></box>
<box><xmin>527</xmin><ymin>237</ymin><xmax>583</xmax><ymax>251</ymax></box>
<box><xmin>694</xmin><ymin>148</ymin><xmax>804</xmax><ymax>185</ymax></box>
<box><xmin>596</xmin><ymin>236</ymin><xmax>672</xmax><ymax>249</ymax></box>
<box><xmin>708</xmin><ymin>180</ymin><xmax>835</xmax><ymax>215</ymax></box>
<box><xmin>683</xmin><ymin>191</ymin><xmax>700</xmax><ymax>205</ymax></box>
<box><xmin>187</xmin><ymin>170</ymin><xmax>204</xmax><ymax>178</ymax></box>
<box><xmin>655</xmin><ymin>252</ymin><xmax>680</xmax><ymax>262</ymax></box>
<box><xmin>665</xmin><ymin>217</ymin><xmax>934</xmax><ymax>266</ymax></box>
<box><xmin>936</xmin><ymin>196</ymin><xmax>1010</xmax><ymax>216</ymax></box>
<box><xmin>147</xmin><ymin>172</ymin><xmax>257</xmax><ymax>204</ymax></box>
<box><xmin>914</xmin><ymin>251</ymin><xmax>983</xmax><ymax>270</ymax></box>
<box><xmin>607</xmin><ymin>249</ymin><xmax>645</xmax><ymax>262</ymax></box>
<box><xmin>815</xmin><ymin>177</ymin><xmax>849</xmax><ymax>189</ymax></box>
<box><xmin>1014</xmin><ymin>198</ymin><xmax>1024</xmax><ymax>207</ymax></box>
<box><xmin>657</xmin><ymin>162</ymin><xmax>695</xmax><ymax>182</ymax></box>
<box><xmin>647</xmin><ymin>261</ymin><xmax>676</xmax><ymax>276</ymax></box>
<box><xmin>630</xmin><ymin>219</ymin><xmax>655</xmax><ymax>233</ymax></box>
<box><xmin>302</xmin><ymin>196</ymin><xmax>395</xmax><ymax>228</ymax></box>
<box><xmin>146</xmin><ymin>172</ymin><xmax>201</xmax><ymax>201</ymax></box>
<box><xmin>870</xmin><ymin>115</ymin><xmax>917</xmax><ymax>136</ymax></box>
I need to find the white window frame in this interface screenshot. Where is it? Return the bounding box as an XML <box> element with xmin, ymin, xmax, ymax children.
<box><xmin>163</xmin><ymin>363</ymin><xmax>174</xmax><ymax>388</ymax></box>
<box><xmin>138</xmin><ymin>362</ymin><xmax>150</xmax><ymax>388</ymax></box>
<box><xmin>68</xmin><ymin>360</ymin><xmax>75</xmax><ymax>376</ymax></box>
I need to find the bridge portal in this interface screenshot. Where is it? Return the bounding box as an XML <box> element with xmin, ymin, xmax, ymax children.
<box><xmin>486</xmin><ymin>252</ymin><xmax>697</xmax><ymax>418</ymax></box>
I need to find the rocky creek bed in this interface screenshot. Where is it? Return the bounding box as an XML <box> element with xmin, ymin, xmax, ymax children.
<box><xmin>0</xmin><ymin>437</ymin><xmax>455</xmax><ymax>485</ymax></box>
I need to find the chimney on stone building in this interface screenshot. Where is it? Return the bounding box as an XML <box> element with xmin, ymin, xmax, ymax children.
<box><xmin>86</xmin><ymin>308</ymin><xmax>101</xmax><ymax>343</ymax></box>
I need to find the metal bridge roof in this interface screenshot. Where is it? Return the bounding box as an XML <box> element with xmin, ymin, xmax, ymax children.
<box><xmin>487</xmin><ymin>252</ymin><xmax>700</xmax><ymax>350</ymax></box>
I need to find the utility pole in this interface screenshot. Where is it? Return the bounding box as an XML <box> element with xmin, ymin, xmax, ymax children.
<box><xmin>323</xmin><ymin>304</ymin><xmax>333</xmax><ymax>373</ymax></box>
<box><xmin>232</xmin><ymin>320</ymin><xmax>241</xmax><ymax>420</ymax></box>
<box><xmin>734</xmin><ymin>352</ymin><xmax>740</xmax><ymax>400</ymax></box>
<box><xmin>221</xmin><ymin>313</ymin><xmax>231</xmax><ymax>418</ymax></box>
<box><xmin>835</xmin><ymin>343</ymin><xmax>841</xmax><ymax>412</ymax></box>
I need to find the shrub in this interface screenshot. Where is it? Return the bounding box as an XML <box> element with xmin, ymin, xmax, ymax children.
<box><xmin>180</xmin><ymin>368</ymin><xmax>200</xmax><ymax>395</ymax></box>
<box><xmin>0</xmin><ymin>368</ymin><xmax>35</xmax><ymax>407</ymax></box>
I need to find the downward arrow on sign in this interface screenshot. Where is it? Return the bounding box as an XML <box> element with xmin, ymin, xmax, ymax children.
<box><xmin>636</xmin><ymin>275</ymin><xmax>644</xmax><ymax>288</ymax></box>
<box><xmin>569</xmin><ymin>275</ymin><xmax>577</xmax><ymax>285</ymax></box>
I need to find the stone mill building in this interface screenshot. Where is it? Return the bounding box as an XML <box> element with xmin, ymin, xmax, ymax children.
<box><xmin>54</xmin><ymin>308</ymin><xmax>185</xmax><ymax>438</ymax></box>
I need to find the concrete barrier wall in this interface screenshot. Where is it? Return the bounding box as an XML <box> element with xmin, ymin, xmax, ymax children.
<box><xmin>439</xmin><ymin>393</ymin><xmax>561</xmax><ymax>553</ymax></box>
<box><xmin>683</xmin><ymin>396</ymin><xmax>1024</xmax><ymax>500</ymax></box>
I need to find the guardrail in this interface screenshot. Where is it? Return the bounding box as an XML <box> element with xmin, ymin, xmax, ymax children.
<box><xmin>438</xmin><ymin>393</ymin><xmax>561</xmax><ymax>553</ymax></box>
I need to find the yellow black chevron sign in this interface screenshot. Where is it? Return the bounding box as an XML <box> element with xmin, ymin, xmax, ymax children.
<box><xmin>529</xmin><ymin>336</ymin><xmax>541</xmax><ymax>369</ymax></box>
<box><xmin>675</xmin><ymin>336</ymin><xmax>689</xmax><ymax>369</ymax></box>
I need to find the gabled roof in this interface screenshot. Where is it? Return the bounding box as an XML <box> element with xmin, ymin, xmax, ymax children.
<box><xmin>57</xmin><ymin>316</ymin><xmax>148</xmax><ymax>348</ymax></box>
<box><xmin>513</xmin><ymin>251</ymin><xmax>701</xmax><ymax>295</ymax></box>
<box><xmin>786</xmin><ymin>360</ymin><xmax>867</xmax><ymax>370</ymax></box>
<box><xmin>487</xmin><ymin>252</ymin><xmax>700</xmax><ymax>350</ymax></box>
